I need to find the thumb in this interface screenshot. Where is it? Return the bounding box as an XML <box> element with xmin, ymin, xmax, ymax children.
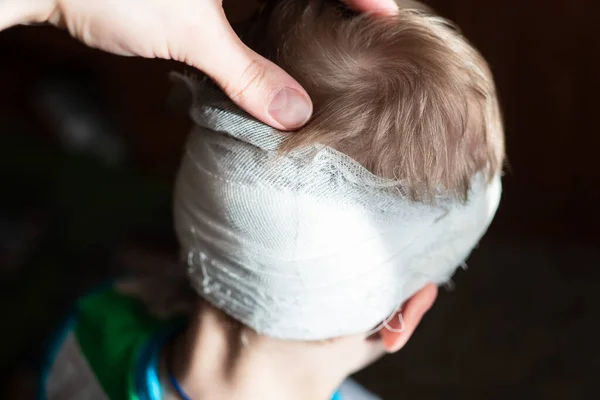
<box><xmin>192</xmin><ymin>19</ymin><xmax>313</xmax><ymax>131</ymax></box>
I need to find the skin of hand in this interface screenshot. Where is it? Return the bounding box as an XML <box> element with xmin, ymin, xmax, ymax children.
<box><xmin>0</xmin><ymin>0</ymin><xmax>399</xmax><ymax>130</ymax></box>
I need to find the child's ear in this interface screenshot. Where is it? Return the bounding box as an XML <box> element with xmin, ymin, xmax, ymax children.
<box><xmin>380</xmin><ymin>283</ymin><xmax>438</xmax><ymax>353</ymax></box>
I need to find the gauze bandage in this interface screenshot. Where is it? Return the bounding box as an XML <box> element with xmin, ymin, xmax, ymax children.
<box><xmin>172</xmin><ymin>73</ymin><xmax>502</xmax><ymax>341</ymax></box>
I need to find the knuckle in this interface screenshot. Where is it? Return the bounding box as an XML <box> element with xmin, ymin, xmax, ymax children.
<box><xmin>225</xmin><ymin>59</ymin><xmax>268</xmax><ymax>102</ymax></box>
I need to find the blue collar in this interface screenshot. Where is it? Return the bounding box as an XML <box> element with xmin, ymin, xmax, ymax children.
<box><xmin>134</xmin><ymin>324</ymin><xmax>180</xmax><ymax>400</ymax></box>
<box><xmin>134</xmin><ymin>325</ymin><xmax>343</xmax><ymax>400</ymax></box>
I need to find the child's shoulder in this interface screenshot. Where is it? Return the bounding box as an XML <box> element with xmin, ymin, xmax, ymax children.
<box><xmin>40</xmin><ymin>283</ymin><xmax>180</xmax><ymax>400</ymax></box>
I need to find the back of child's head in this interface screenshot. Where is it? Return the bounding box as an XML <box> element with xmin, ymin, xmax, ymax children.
<box><xmin>122</xmin><ymin>0</ymin><xmax>504</xmax><ymax>341</ymax></box>
<box><xmin>244</xmin><ymin>0</ymin><xmax>504</xmax><ymax>201</ymax></box>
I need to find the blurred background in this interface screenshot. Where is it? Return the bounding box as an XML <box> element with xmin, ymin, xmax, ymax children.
<box><xmin>1</xmin><ymin>0</ymin><xmax>598</xmax><ymax>399</ymax></box>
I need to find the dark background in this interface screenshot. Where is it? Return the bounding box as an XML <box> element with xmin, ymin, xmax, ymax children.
<box><xmin>1</xmin><ymin>0</ymin><xmax>599</xmax><ymax>398</ymax></box>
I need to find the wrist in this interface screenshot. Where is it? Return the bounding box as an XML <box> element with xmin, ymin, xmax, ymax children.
<box><xmin>0</xmin><ymin>0</ymin><xmax>58</xmax><ymax>30</ymax></box>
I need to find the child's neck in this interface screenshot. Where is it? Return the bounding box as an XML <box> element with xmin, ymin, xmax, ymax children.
<box><xmin>159</xmin><ymin>304</ymin><xmax>344</xmax><ymax>400</ymax></box>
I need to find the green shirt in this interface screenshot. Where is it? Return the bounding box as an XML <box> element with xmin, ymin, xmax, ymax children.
<box><xmin>40</xmin><ymin>285</ymin><xmax>181</xmax><ymax>400</ymax></box>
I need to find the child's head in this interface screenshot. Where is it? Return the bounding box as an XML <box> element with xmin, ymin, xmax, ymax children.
<box><xmin>130</xmin><ymin>0</ymin><xmax>504</xmax><ymax>387</ymax></box>
<box><xmin>245</xmin><ymin>0</ymin><xmax>503</xmax><ymax>202</ymax></box>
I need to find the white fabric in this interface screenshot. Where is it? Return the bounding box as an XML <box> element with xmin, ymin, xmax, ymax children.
<box><xmin>45</xmin><ymin>333</ymin><xmax>109</xmax><ymax>400</ymax></box>
<box><xmin>172</xmin><ymin>73</ymin><xmax>502</xmax><ymax>341</ymax></box>
<box><xmin>339</xmin><ymin>379</ymin><xmax>382</xmax><ymax>400</ymax></box>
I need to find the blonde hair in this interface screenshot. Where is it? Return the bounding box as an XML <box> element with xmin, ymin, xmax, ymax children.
<box><xmin>122</xmin><ymin>0</ymin><xmax>505</xmax><ymax>319</ymax></box>
<box><xmin>246</xmin><ymin>0</ymin><xmax>504</xmax><ymax>201</ymax></box>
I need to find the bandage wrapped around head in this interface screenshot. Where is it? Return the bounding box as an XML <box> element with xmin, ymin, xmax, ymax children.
<box><xmin>172</xmin><ymin>74</ymin><xmax>502</xmax><ymax>341</ymax></box>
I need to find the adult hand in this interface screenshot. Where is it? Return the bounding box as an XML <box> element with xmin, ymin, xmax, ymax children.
<box><xmin>1</xmin><ymin>0</ymin><xmax>399</xmax><ymax>130</ymax></box>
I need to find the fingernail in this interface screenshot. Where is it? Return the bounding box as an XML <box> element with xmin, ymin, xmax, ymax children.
<box><xmin>375</xmin><ymin>0</ymin><xmax>400</xmax><ymax>15</ymax></box>
<box><xmin>268</xmin><ymin>87</ymin><xmax>312</xmax><ymax>129</ymax></box>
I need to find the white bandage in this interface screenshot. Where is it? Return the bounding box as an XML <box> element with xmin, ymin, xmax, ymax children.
<box><xmin>172</xmin><ymin>73</ymin><xmax>501</xmax><ymax>340</ymax></box>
